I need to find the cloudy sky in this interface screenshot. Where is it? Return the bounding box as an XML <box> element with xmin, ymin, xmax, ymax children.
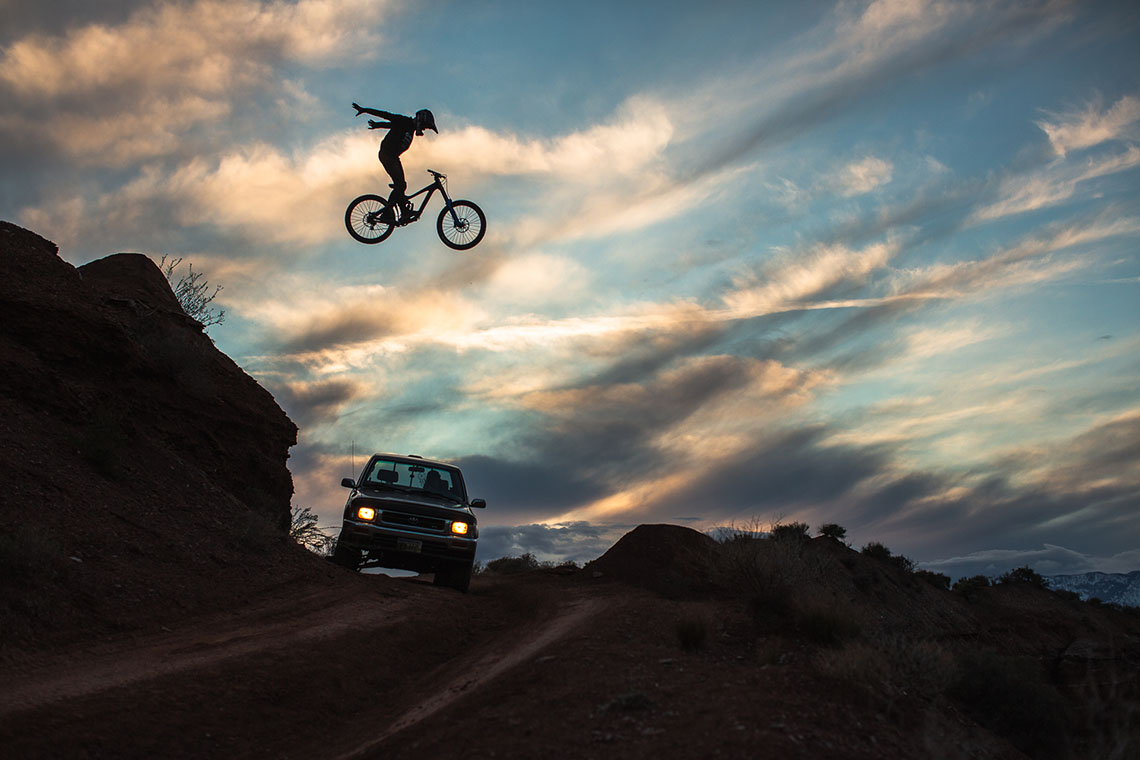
<box><xmin>3</xmin><ymin>0</ymin><xmax>1138</xmax><ymax>577</ymax></box>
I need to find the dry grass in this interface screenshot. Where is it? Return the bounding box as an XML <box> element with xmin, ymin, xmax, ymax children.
<box><xmin>714</xmin><ymin>533</ymin><xmax>837</xmax><ymax>613</ymax></box>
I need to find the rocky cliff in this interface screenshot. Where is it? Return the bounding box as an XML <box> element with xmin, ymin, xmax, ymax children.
<box><xmin>0</xmin><ymin>221</ymin><xmax>323</xmax><ymax>652</ymax></box>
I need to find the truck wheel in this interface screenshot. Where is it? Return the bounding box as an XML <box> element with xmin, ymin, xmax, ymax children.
<box><xmin>450</xmin><ymin>563</ymin><xmax>473</xmax><ymax>593</ymax></box>
<box><xmin>331</xmin><ymin>540</ymin><xmax>362</xmax><ymax>571</ymax></box>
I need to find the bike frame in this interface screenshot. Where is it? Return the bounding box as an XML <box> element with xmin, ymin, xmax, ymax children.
<box><xmin>401</xmin><ymin>170</ymin><xmax>462</xmax><ymax>225</ymax></box>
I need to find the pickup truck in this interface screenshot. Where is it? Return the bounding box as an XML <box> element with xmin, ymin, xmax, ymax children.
<box><xmin>332</xmin><ymin>453</ymin><xmax>486</xmax><ymax>592</ymax></box>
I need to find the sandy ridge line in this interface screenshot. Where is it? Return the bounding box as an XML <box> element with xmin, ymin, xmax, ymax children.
<box><xmin>0</xmin><ymin>592</ymin><xmax>405</xmax><ymax>716</ymax></box>
<box><xmin>334</xmin><ymin>596</ymin><xmax>607</xmax><ymax>760</ymax></box>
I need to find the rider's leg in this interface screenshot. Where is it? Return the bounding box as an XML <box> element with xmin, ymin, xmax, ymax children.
<box><xmin>379</xmin><ymin>152</ymin><xmax>411</xmax><ymax>221</ymax></box>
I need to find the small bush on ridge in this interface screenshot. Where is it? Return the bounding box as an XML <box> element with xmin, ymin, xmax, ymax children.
<box><xmin>860</xmin><ymin>542</ymin><xmax>916</xmax><ymax>573</ymax></box>
<box><xmin>914</xmin><ymin>569</ymin><xmax>951</xmax><ymax>590</ymax></box>
<box><xmin>817</xmin><ymin>523</ymin><xmax>848</xmax><ymax>542</ymax></box>
<box><xmin>952</xmin><ymin>575</ymin><xmax>991</xmax><ymax>598</ymax></box>
<box><xmin>996</xmin><ymin>565</ymin><xmax>1048</xmax><ymax>588</ymax></box>
<box><xmin>484</xmin><ymin>553</ymin><xmax>542</xmax><ymax>574</ymax></box>
<box><xmin>861</xmin><ymin>541</ymin><xmax>892</xmax><ymax>561</ymax></box>
<box><xmin>770</xmin><ymin>521</ymin><xmax>811</xmax><ymax>542</ymax></box>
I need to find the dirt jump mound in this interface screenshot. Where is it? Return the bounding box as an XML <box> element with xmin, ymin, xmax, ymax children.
<box><xmin>584</xmin><ymin>524</ymin><xmax>717</xmax><ymax>598</ymax></box>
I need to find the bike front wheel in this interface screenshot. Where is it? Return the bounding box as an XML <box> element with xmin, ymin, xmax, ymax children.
<box><xmin>437</xmin><ymin>201</ymin><xmax>486</xmax><ymax>250</ymax></box>
<box><xmin>345</xmin><ymin>194</ymin><xmax>394</xmax><ymax>244</ymax></box>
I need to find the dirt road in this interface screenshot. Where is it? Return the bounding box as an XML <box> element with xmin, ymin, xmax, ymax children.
<box><xmin>0</xmin><ymin>572</ymin><xmax>607</xmax><ymax>759</ymax></box>
<box><xmin>0</xmin><ymin>569</ymin><xmax>1030</xmax><ymax>760</ymax></box>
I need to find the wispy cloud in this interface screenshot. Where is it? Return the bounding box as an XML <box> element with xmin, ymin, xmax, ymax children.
<box><xmin>834</xmin><ymin>155</ymin><xmax>894</xmax><ymax>196</ymax></box>
<box><xmin>723</xmin><ymin>239</ymin><xmax>898</xmax><ymax>317</ymax></box>
<box><xmin>267</xmin><ymin>377</ymin><xmax>367</xmax><ymax>431</ymax></box>
<box><xmin>419</xmin><ymin>97</ymin><xmax>673</xmax><ymax>182</ymax></box>
<box><xmin>686</xmin><ymin>0</ymin><xmax>1073</xmax><ymax>179</ymax></box>
<box><xmin>1036</xmin><ymin>93</ymin><xmax>1140</xmax><ymax>157</ymax></box>
<box><xmin>971</xmin><ymin>144</ymin><xmax>1140</xmax><ymax>223</ymax></box>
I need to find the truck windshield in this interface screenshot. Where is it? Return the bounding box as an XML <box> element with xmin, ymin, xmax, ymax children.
<box><xmin>361</xmin><ymin>458</ymin><xmax>465</xmax><ymax>503</ymax></box>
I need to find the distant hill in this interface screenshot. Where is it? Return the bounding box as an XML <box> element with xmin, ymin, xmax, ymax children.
<box><xmin>1047</xmin><ymin>570</ymin><xmax>1140</xmax><ymax>607</ymax></box>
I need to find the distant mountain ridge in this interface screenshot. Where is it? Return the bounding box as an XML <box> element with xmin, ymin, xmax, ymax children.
<box><xmin>1046</xmin><ymin>571</ymin><xmax>1140</xmax><ymax>607</ymax></box>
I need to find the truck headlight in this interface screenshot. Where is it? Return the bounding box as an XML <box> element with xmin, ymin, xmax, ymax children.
<box><xmin>357</xmin><ymin>506</ymin><xmax>376</xmax><ymax>521</ymax></box>
<box><xmin>450</xmin><ymin>521</ymin><xmax>469</xmax><ymax>535</ymax></box>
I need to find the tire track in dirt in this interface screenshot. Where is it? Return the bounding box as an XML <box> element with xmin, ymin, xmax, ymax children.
<box><xmin>0</xmin><ymin>587</ymin><xmax>409</xmax><ymax>716</ymax></box>
<box><xmin>334</xmin><ymin>596</ymin><xmax>607</xmax><ymax>760</ymax></box>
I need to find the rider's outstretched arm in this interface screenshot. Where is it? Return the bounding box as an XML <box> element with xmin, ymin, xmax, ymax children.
<box><xmin>352</xmin><ymin>103</ymin><xmax>398</xmax><ymax>120</ymax></box>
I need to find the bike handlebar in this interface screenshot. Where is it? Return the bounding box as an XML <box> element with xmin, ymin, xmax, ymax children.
<box><xmin>427</xmin><ymin>169</ymin><xmax>446</xmax><ymax>179</ymax></box>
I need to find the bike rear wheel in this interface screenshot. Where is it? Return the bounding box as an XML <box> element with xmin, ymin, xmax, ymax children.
<box><xmin>436</xmin><ymin>200</ymin><xmax>486</xmax><ymax>250</ymax></box>
<box><xmin>345</xmin><ymin>194</ymin><xmax>394</xmax><ymax>244</ymax></box>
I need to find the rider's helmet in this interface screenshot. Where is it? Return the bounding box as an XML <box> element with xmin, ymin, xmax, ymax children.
<box><xmin>415</xmin><ymin>109</ymin><xmax>437</xmax><ymax>135</ymax></box>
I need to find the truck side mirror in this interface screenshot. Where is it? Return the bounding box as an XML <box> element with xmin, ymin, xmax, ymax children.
<box><xmin>470</xmin><ymin>498</ymin><xmax>486</xmax><ymax>508</ymax></box>
<box><xmin>341</xmin><ymin>478</ymin><xmax>356</xmax><ymax>488</ymax></box>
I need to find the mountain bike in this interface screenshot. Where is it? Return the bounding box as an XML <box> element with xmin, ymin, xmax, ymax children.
<box><xmin>344</xmin><ymin>169</ymin><xmax>487</xmax><ymax>250</ymax></box>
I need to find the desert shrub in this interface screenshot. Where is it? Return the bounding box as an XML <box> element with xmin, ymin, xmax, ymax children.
<box><xmin>861</xmin><ymin>541</ymin><xmax>893</xmax><ymax>561</ymax></box>
<box><xmin>289</xmin><ymin>506</ymin><xmax>335</xmax><ymax>555</ymax></box>
<box><xmin>888</xmin><ymin>554</ymin><xmax>916</xmax><ymax>573</ymax></box>
<box><xmin>483</xmin><ymin>552</ymin><xmax>542</xmax><ymax>574</ymax></box>
<box><xmin>817</xmin><ymin>523</ymin><xmax>847</xmax><ymax>542</ymax></box>
<box><xmin>160</xmin><ymin>255</ymin><xmax>225</xmax><ymax>329</ymax></box>
<box><xmin>881</xmin><ymin>635</ymin><xmax>957</xmax><ymax>698</ymax></box>
<box><xmin>815</xmin><ymin>641</ymin><xmax>889</xmax><ymax>686</ymax></box>
<box><xmin>948</xmin><ymin>651</ymin><xmax>1071</xmax><ymax>758</ymax></box>
<box><xmin>952</xmin><ymin>575</ymin><xmax>991</xmax><ymax>597</ymax></box>
<box><xmin>710</xmin><ymin>517</ymin><xmax>766</xmax><ymax>543</ymax></box>
<box><xmin>815</xmin><ymin>635</ymin><xmax>956</xmax><ymax>702</ymax></box>
<box><xmin>674</xmin><ymin>615</ymin><xmax>709</xmax><ymax>652</ymax></box>
<box><xmin>995</xmin><ymin>565</ymin><xmax>1048</xmax><ymax>588</ymax></box>
<box><xmin>715</xmin><ymin>533</ymin><xmax>832</xmax><ymax>616</ymax></box>
<box><xmin>770</xmin><ymin>521</ymin><xmax>811</xmax><ymax>542</ymax></box>
<box><xmin>1075</xmin><ymin>659</ymin><xmax>1140</xmax><ymax>760</ymax></box>
<box><xmin>913</xmin><ymin>569</ymin><xmax>951</xmax><ymax>590</ymax></box>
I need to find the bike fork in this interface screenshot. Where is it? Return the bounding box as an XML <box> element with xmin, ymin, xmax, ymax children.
<box><xmin>438</xmin><ymin>186</ymin><xmax>462</xmax><ymax>225</ymax></box>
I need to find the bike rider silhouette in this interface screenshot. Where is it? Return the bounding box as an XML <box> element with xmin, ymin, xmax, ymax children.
<box><xmin>352</xmin><ymin>102</ymin><xmax>437</xmax><ymax>224</ymax></box>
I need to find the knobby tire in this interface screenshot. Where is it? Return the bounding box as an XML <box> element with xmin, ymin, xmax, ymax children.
<box><xmin>437</xmin><ymin>201</ymin><xmax>486</xmax><ymax>250</ymax></box>
<box><xmin>345</xmin><ymin>194</ymin><xmax>394</xmax><ymax>244</ymax></box>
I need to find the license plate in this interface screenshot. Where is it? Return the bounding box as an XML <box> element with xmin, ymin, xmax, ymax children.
<box><xmin>396</xmin><ymin>538</ymin><xmax>422</xmax><ymax>554</ymax></box>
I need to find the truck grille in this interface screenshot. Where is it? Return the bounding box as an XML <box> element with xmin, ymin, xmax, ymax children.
<box><xmin>381</xmin><ymin>511</ymin><xmax>446</xmax><ymax>531</ymax></box>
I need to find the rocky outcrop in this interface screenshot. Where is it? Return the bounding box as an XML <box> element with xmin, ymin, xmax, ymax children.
<box><xmin>79</xmin><ymin>252</ymin><xmax>297</xmax><ymax>529</ymax></box>
<box><xmin>0</xmin><ymin>221</ymin><xmax>297</xmax><ymax>530</ymax></box>
<box><xmin>0</xmin><ymin>221</ymin><xmax>303</xmax><ymax>651</ymax></box>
